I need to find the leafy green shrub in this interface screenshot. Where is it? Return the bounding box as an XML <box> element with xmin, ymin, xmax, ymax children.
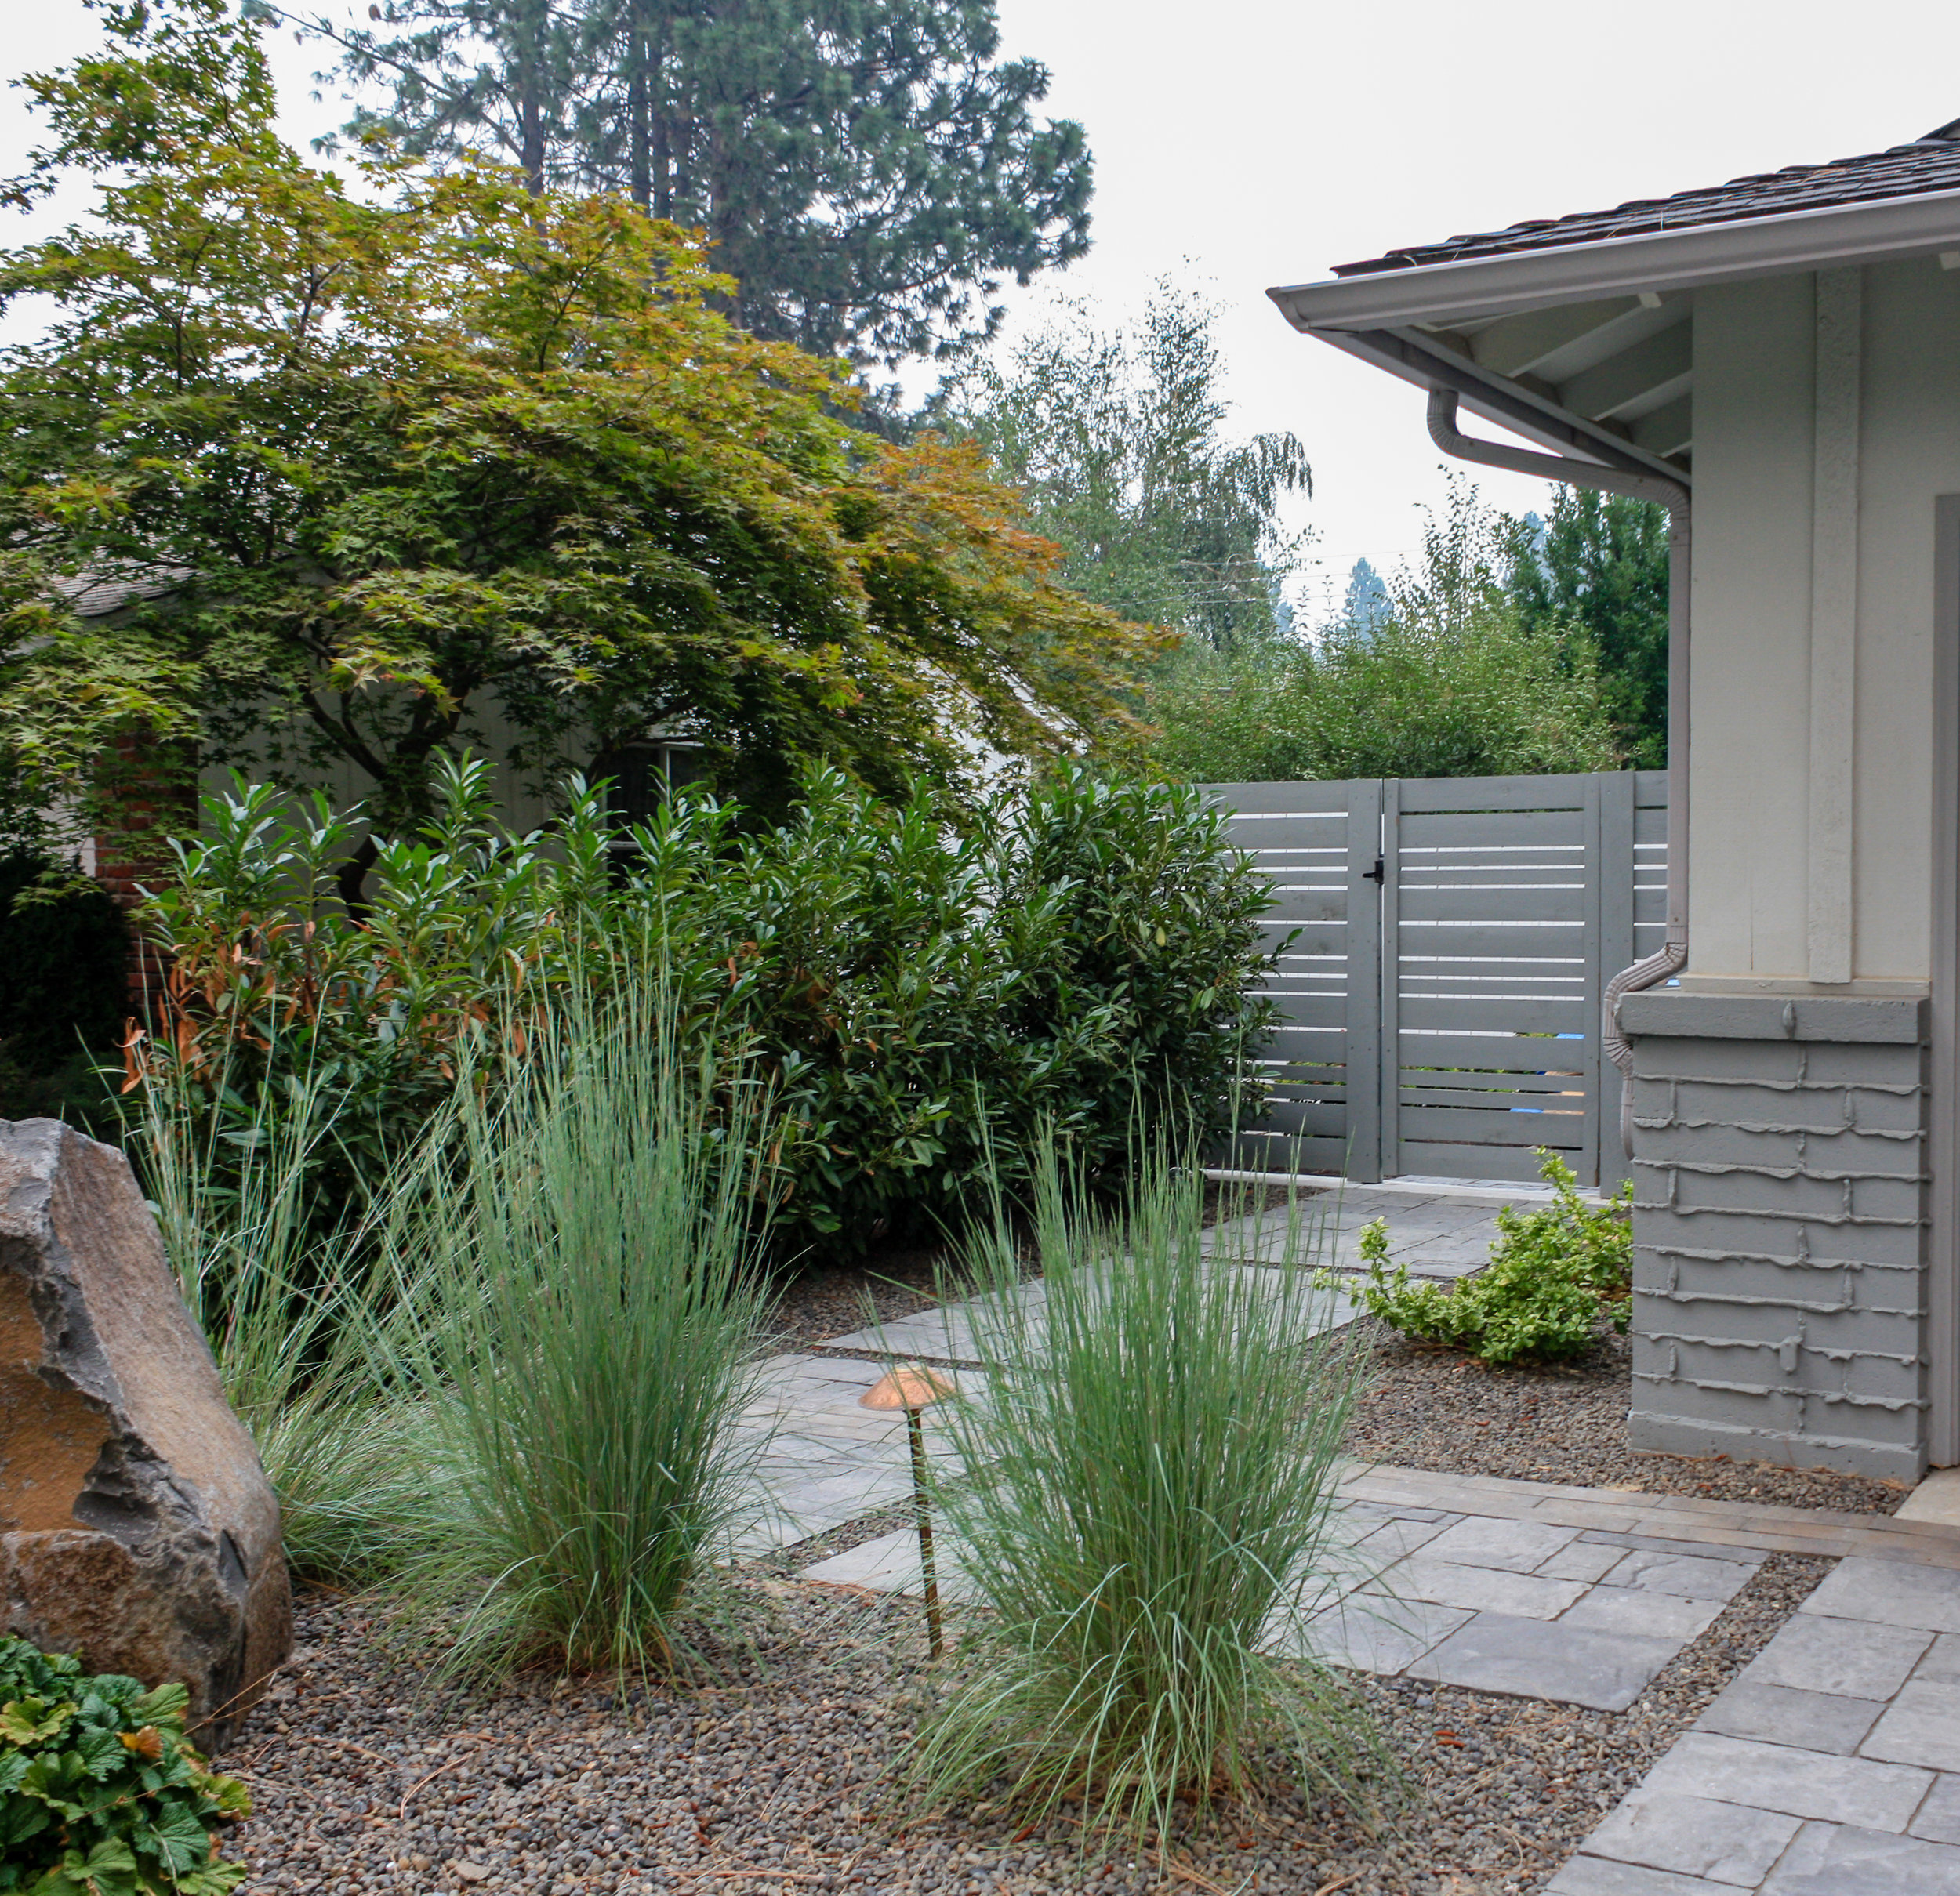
<box><xmin>131</xmin><ymin>756</ymin><xmax>1281</xmax><ymax>1256</ymax></box>
<box><xmin>0</xmin><ymin>1640</ymin><xmax>249</xmax><ymax>1894</ymax></box>
<box><xmin>906</xmin><ymin>1144</ymin><xmax>1385</xmax><ymax>1840</ymax></box>
<box><xmin>1356</xmin><ymin>1150</ymin><xmax>1633</xmax><ymax>1365</ymax></box>
<box><xmin>0</xmin><ymin>854</ymin><xmax>128</xmax><ymax>1070</ymax></box>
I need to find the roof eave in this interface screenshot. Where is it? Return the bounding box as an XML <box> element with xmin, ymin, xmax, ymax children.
<box><xmin>1269</xmin><ymin>184</ymin><xmax>1960</xmax><ymax>332</ymax></box>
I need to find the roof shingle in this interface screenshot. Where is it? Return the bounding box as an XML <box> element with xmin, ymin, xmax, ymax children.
<box><xmin>1333</xmin><ymin>127</ymin><xmax>1960</xmax><ymax>278</ymax></box>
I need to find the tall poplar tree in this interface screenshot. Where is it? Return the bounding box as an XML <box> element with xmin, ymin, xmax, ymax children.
<box><xmin>296</xmin><ymin>0</ymin><xmax>1093</xmax><ymax>363</ymax></box>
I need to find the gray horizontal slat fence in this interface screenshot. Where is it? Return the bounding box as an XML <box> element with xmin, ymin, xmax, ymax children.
<box><xmin>1207</xmin><ymin>769</ymin><xmax>1668</xmax><ymax>1189</ymax></box>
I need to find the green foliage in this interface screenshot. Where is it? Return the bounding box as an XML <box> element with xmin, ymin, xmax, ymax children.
<box><xmin>0</xmin><ymin>855</ymin><xmax>129</xmax><ymax>1071</ymax></box>
<box><xmin>307</xmin><ymin>0</ymin><xmax>1093</xmax><ymax>364</ymax></box>
<box><xmin>931</xmin><ymin>282</ymin><xmax>1311</xmax><ymax>648</ymax></box>
<box><xmin>1356</xmin><ymin>1150</ymin><xmax>1634</xmax><ymax>1365</ymax></box>
<box><xmin>0</xmin><ymin>1640</ymin><xmax>249</xmax><ymax>1895</ymax></box>
<box><xmin>374</xmin><ymin>983</ymin><xmax>775</xmax><ymax>1683</ymax></box>
<box><xmin>0</xmin><ymin>0</ymin><xmax>1150</xmax><ymax>868</ymax></box>
<box><xmin>132</xmin><ymin>758</ymin><xmax>1282</xmax><ymax>1257</ymax></box>
<box><xmin>129</xmin><ymin>1054</ymin><xmax>437</xmax><ymax>1588</ymax></box>
<box><xmin>1504</xmin><ymin>489</ymin><xmax>1671</xmax><ymax>768</ymax></box>
<box><xmin>1145</xmin><ymin>477</ymin><xmax>1622</xmax><ymax>782</ymax></box>
<box><xmin>906</xmin><ymin>1144</ymin><xmax>1387</xmax><ymax>1841</ymax></box>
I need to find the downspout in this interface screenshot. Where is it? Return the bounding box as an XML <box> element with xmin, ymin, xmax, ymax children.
<box><xmin>1425</xmin><ymin>387</ymin><xmax>1690</xmax><ymax>1156</ymax></box>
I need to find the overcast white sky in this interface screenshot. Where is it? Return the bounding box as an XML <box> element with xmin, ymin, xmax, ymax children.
<box><xmin>7</xmin><ymin>0</ymin><xmax>1960</xmax><ymax>612</ymax></box>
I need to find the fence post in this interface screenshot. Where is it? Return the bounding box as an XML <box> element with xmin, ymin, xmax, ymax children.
<box><xmin>1598</xmin><ymin>770</ymin><xmax>1637</xmax><ymax>1187</ymax></box>
<box><xmin>1345</xmin><ymin>780</ymin><xmax>1385</xmax><ymax>1183</ymax></box>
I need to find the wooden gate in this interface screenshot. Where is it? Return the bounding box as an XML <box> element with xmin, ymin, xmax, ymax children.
<box><xmin>1210</xmin><ymin>770</ymin><xmax>1667</xmax><ymax>1189</ymax></box>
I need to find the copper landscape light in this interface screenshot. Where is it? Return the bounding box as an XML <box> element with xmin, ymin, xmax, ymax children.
<box><xmin>860</xmin><ymin>1364</ymin><xmax>953</xmax><ymax>1659</ymax></box>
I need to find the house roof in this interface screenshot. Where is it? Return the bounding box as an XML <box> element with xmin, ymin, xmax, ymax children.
<box><xmin>1268</xmin><ymin>120</ymin><xmax>1960</xmax><ymax>488</ymax></box>
<box><xmin>1333</xmin><ymin>123</ymin><xmax>1960</xmax><ymax>277</ymax></box>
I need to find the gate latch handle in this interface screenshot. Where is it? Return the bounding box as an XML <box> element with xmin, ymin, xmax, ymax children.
<box><xmin>1363</xmin><ymin>854</ymin><xmax>1386</xmax><ymax>884</ymax></box>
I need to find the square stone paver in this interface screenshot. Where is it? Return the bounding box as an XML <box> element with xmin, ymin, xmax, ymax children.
<box><xmin>1385</xmin><ymin>1555</ymin><xmax>1588</xmax><ymax>1619</ymax></box>
<box><xmin>799</xmin><ymin>1526</ymin><xmax>973</xmax><ymax>1602</ymax></box>
<box><xmin>1800</xmin><ymin>1557</ymin><xmax>1960</xmax><ymax>1634</ymax></box>
<box><xmin>1545</xmin><ymin>1860</ymin><xmax>1738</xmax><ymax>1895</ymax></box>
<box><xmin>1759</xmin><ymin>1819</ymin><xmax>1960</xmax><ymax>1894</ymax></box>
<box><xmin>1410</xmin><ymin>1611</ymin><xmax>1682</xmax><ymax>1711</ymax></box>
<box><xmin>1602</xmin><ymin>1548</ymin><xmax>1762</xmax><ymax>1600</ymax></box>
<box><xmin>1911</xmin><ymin>1774</ymin><xmax>1960</xmax><ymax>1845</ymax></box>
<box><xmin>1540</xmin><ymin>1540</ymin><xmax>1635</xmax><ymax>1584</ymax></box>
<box><xmin>1861</xmin><ymin>1680</ymin><xmax>1960</xmax><ymax>1773</ymax></box>
<box><xmin>1639</xmin><ymin>1734</ymin><xmax>1933</xmax><ymax>1832</ymax></box>
<box><xmin>1561</xmin><ymin>1586</ymin><xmax>1730</xmax><ymax>1643</ymax></box>
<box><xmin>1304</xmin><ymin>1593</ymin><xmax>1472</xmax><ymax>1674</ymax></box>
<box><xmin>1694</xmin><ymin>1679</ymin><xmax>1886</xmax><ymax>1755</ymax></box>
<box><xmin>1744</xmin><ymin>1614</ymin><xmax>1934</xmax><ymax>1700</ymax></box>
<box><xmin>1421</xmin><ymin>1515</ymin><xmax>1579</xmax><ymax>1572</ymax></box>
<box><xmin>1917</xmin><ymin>1633</ymin><xmax>1960</xmax><ymax>1683</ymax></box>
<box><xmin>1350</xmin><ymin>1514</ymin><xmax>1455</xmax><ymax>1567</ymax></box>
<box><xmin>1583</xmin><ymin>1789</ymin><xmax>1802</xmax><ymax>1886</ymax></box>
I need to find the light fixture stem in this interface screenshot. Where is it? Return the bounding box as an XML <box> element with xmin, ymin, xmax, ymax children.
<box><xmin>906</xmin><ymin>1404</ymin><xmax>942</xmax><ymax>1660</ymax></box>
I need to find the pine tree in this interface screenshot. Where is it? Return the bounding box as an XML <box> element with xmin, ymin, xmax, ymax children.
<box><xmin>1343</xmin><ymin>557</ymin><xmax>1389</xmax><ymax>634</ymax></box>
<box><xmin>1504</xmin><ymin>488</ymin><xmax>1668</xmax><ymax>766</ymax></box>
<box><xmin>299</xmin><ymin>0</ymin><xmax>1092</xmax><ymax>364</ymax></box>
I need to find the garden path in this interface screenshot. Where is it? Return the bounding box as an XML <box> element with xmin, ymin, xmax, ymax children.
<box><xmin>739</xmin><ymin>1184</ymin><xmax>1522</xmax><ymax>1552</ymax></box>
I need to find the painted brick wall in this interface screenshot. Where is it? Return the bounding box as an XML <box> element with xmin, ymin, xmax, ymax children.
<box><xmin>1618</xmin><ymin>992</ymin><xmax>1929</xmax><ymax>1483</ymax></box>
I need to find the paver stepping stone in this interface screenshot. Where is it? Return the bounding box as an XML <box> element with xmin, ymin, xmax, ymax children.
<box><xmin>1301</xmin><ymin>1593</ymin><xmax>1474</xmax><ymax>1675</ymax></box>
<box><xmin>1860</xmin><ymin>1679</ymin><xmax>1960</xmax><ymax>1773</ymax></box>
<box><xmin>1583</xmin><ymin>1789</ymin><xmax>1803</xmax><ymax>1886</ymax></box>
<box><xmin>1758</xmin><ymin>1820</ymin><xmax>1960</xmax><ymax>1894</ymax></box>
<box><xmin>1545</xmin><ymin>1858</ymin><xmax>1742</xmax><ymax>1894</ymax></box>
<box><xmin>1695</xmin><ymin>1678</ymin><xmax>1886</xmax><ymax>1755</ymax></box>
<box><xmin>1387</xmin><ymin>1554</ymin><xmax>1589</xmax><ymax>1619</ymax></box>
<box><xmin>1639</xmin><ymin>1733</ymin><xmax>1933</xmax><ymax>1832</ymax></box>
<box><xmin>1799</xmin><ymin>1556</ymin><xmax>1960</xmax><ymax>1632</ymax></box>
<box><xmin>1409</xmin><ymin>1611</ymin><xmax>1682</xmax><ymax>1712</ymax></box>
<box><xmin>1742</xmin><ymin>1614</ymin><xmax>1933</xmax><ymax>1699</ymax></box>
<box><xmin>1420</xmin><ymin>1515</ymin><xmax>1579</xmax><ymax>1572</ymax></box>
<box><xmin>1602</xmin><ymin>1548</ymin><xmax>1763</xmax><ymax>1598</ymax></box>
<box><xmin>1561</xmin><ymin>1584</ymin><xmax>1730</xmax><ymax>1642</ymax></box>
<box><xmin>1909</xmin><ymin>1774</ymin><xmax>1960</xmax><ymax>1844</ymax></box>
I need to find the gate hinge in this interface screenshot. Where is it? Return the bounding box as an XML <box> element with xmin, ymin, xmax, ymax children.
<box><xmin>1363</xmin><ymin>854</ymin><xmax>1385</xmax><ymax>883</ymax></box>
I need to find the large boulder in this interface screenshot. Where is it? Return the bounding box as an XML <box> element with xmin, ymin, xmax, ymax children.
<box><xmin>0</xmin><ymin>1118</ymin><xmax>289</xmax><ymax>1745</ymax></box>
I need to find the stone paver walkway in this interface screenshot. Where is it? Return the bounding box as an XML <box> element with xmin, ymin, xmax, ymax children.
<box><xmin>1549</xmin><ymin>1557</ymin><xmax>1960</xmax><ymax>1893</ymax></box>
<box><xmin>1200</xmin><ymin>1181</ymin><xmax>1521</xmax><ymax>1278</ymax></box>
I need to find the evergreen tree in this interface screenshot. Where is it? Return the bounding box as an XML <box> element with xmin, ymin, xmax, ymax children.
<box><xmin>1343</xmin><ymin>556</ymin><xmax>1389</xmax><ymax>634</ymax></box>
<box><xmin>1504</xmin><ymin>488</ymin><xmax>1669</xmax><ymax>766</ymax></box>
<box><xmin>931</xmin><ymin>283</ymin><xmax>1312</xmax><ymax>649</ymax></box>
<box><xmin>296</xmin><ymin>0</ymin><xmax>1092</xmax><ymax>364</ymax></box>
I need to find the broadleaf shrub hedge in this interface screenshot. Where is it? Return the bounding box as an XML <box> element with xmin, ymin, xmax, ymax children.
<box><xmin>131</xmin><ymin>759</ymin><xmax>1283</xmax><ymax>1254</ymax></box>
<box><xmin>0</xmin><ymin>1640</ymin><xmax>249</xmax><ymax>1894</ymax></box>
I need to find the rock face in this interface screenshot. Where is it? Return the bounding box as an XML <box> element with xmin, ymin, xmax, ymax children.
<box><xmin>0</xmin><ymin>1118</ymin><xmax>290</xmax><ymax>1744</ymax></box>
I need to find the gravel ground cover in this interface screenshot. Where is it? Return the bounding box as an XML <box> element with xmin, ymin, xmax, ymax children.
<box><xmin>1345</xmin><ymin>1318</ymin><xmax>1907</xmax><ymax>1514</ymax></box>
<box><xmin>228</xmin><ymin>1553</ymin><xmax>1827</xmax><ymax>1896</ymax></box>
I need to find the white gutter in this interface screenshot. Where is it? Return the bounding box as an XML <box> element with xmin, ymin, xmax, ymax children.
<box><xmin>1269</xmin><ymin>184</ymin><xmax>1960</xmax><ymax>332</ymax></box>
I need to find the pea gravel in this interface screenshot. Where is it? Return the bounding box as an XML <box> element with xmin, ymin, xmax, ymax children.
<box><xmin>1343</xmin><ymin>1318</ymin><xmax>1907</xmax><ymax>1516</ymax></box>
<box><xmin>226</xmin><ymin>1552</ymin><xmax>1828</xmax><ymax>1896</ymax></box>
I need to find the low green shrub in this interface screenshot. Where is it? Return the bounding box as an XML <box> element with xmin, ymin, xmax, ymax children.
<box><xmin>905</xmin><ymin>1144</ymin><xmax>1386</xmax><ymax>1841</ymax></box>
<box><xmin>0</xmin><ymin>1640</ymin><xmax>249</xmax><ymax>1895</ymax></box>
<box><xmin>132</xmin><ymin>756</ymin><xmax>1281</xmax><ymax>1257</ymax></box>
<box><xmin>1356</xmin><ymin>1150</ymin><xmax>1632</xmax><ymax>1365</ymax></box>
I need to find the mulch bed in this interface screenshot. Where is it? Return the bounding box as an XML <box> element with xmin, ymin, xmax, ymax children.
<box><xmin>1345</xmin><ymin>1318</ymin><xmax>1907</xmax><ymax>1516</ymax></box>
<box><xmin>226</xmin><ymin>1553</ymin><xmax>1828</xmax><ymax>1896</ymax></box>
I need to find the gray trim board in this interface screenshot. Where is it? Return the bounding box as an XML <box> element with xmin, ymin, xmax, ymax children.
<box><xmin>1267</xmin><ymin>186</ymin><xmax>1960</xmax><ymax>332</ymax></box>
<box><xmin>1618</xmin><ymin>992</ymin><xmax>1929</xmax><ymax>1042</ymax></box>
<box><xmin>1930</xmin><ymin>493</ymin><xmax>1960</xmax><ymax>1466</ymax></box>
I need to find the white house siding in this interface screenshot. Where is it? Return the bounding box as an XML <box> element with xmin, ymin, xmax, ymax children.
<box><xmin>1624</xmin><ymin>259</ymin><xmax>1960</xmax><ymax>1481</ymax></box>
<box><xmin>1687</xmin><ymin>259</ymin><xmax>1960</xmax><ymax>990</ymax></box>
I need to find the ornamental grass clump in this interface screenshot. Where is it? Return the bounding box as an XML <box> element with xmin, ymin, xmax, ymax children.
<box><xmin>1357</xmin><ymin>1147</ymin><xmax>1633</xmax><ymax>1365</ymax></box>
<box><xmin>904</xmin><ymin>1147</ymin><xmax>1387</xmax><ymax>1842</ymax></box>
<box><xmin>0</xmin><ymin>1639</ymin><xmax>249</xmax><ymax>1894</ymax></box>
<box><xmin>385</xmin><ymin>984</ymin><xmax>776</xmax><ymax>1685</ymax></box>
